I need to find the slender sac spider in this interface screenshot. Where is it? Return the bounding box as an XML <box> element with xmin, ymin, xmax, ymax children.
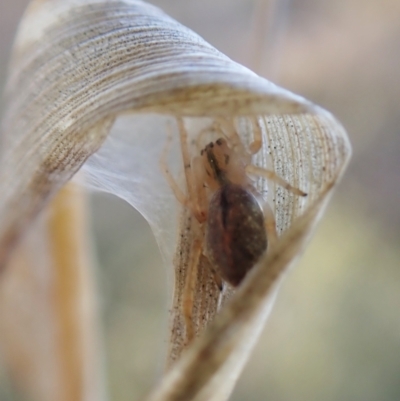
<box><xmin>161</xmin><ymin>117</ymin><xmax>306</xmax><ymax>341</ymax></box>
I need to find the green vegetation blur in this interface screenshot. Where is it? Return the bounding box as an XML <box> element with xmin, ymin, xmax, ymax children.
<box><xmin>0</xmin><ymin>1</ymin><xmax>399</xmax><ymax>400</ymax></box>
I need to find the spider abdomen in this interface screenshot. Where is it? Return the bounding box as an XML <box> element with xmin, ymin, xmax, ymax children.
<box><xmin>206</xmin><ymin>183</ymin><xmax>267</xmax><ymax>287</ymax></box>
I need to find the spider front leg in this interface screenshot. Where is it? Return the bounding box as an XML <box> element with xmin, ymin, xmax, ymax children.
<box><xmin>246</xmin><ymin>164</ymin><xmax>307</xmax><ymax>197</ymax></box>
<box><xmin>244</xmin><ymin>119</ymin><xmax>307</xmax><ymax>196</ymax></box>
<box><xmin>177</xmin><ymin>118</ymin><xmax>208</xmax><ymax>223</ymax></box>
<box><xmin>161</xmin><ymin>119</ymin><xmax>211</xmax><ymax>343</ymax></box>
<box><xmin>261</xmin><ymin>200</ymin><xmax>278</xmax><ymax>246</ymax></box>
<box><xmin>182</xmin><ymin>235</ymin><xmax>203</xmax><ymax>342</ymax></box>
<box><xmin>248</xmin><ymin>116</ymin><xmax>263</xmax><ymax>155</ymax></box>
<box><xmin>160</xmin><ymin>127</ymin><xmax>187</xmax><ymax>205</ymax></box>
<box><xmin>160</xmin><ymin>120</ymin><xmax>206</xmax><ymax>222</ymax></box>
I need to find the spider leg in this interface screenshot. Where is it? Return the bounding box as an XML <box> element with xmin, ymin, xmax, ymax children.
<box><xmin>203</xmin><ymin>254</ymin><xmax>224</xmax><ymax>291</ymax></box>
<box><xmin>261</xmin><ymin>200</ymin><xmax>278</xmax><ymax>245</ymax></box>
<box><xmin>182</xmin><ymin>237</ymin><xmax>203</xmax><ymax>343</ymax></box>
<box><xmin>246</xmin><ymin>164</ymin><xmax>307</xmax><ymax>197</ymax></box>
<box><xmin>177</xmin><ymin>118</ymin><xmax>207</xmax><ymax>223</ymax></box>
<box><xmin>248</xmin><ymin>116</ymin><xmax>262</xmax><ymax>155</ymax></box>
<box><xmin>195</xmin><ymin>121</ymin><xmax>220</xmax><ymax>150</ymax></box>
<box><xmin>174</xmin><ymin>118</ymin><xmax>212</xmax><ymax>343</ymax></box>
<box><xmin>213</xmin><ymin>116</ymin><xmax>263</xmax><ymax>160</ymax></box>
<box><xmin>215</xmin><ymin>117</ymin><xmax>247</xmax><ymax>156</ymax></box>
<box><xmin>160</xmin><ymin>127</ymin><xmax>188</xmax><ymax>205</ymax></box>
<box><xmin>191</xmin><ymin>155</ymin><xmax>209</xmax><ymax>222</ymax></box>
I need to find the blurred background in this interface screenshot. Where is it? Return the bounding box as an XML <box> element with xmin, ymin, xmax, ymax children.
<box><xmin>0</xmin><ymin>0</ymin><xmax>399</xmax><ymax>400</ymax></box>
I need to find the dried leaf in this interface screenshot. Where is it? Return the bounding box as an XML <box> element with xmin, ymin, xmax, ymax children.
<box><xmin>0</xmin><ymin>0</ymin><xmax>351</xmax><ymax>400</ymax></box>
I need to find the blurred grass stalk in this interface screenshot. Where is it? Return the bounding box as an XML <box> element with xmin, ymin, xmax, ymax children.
<box><xmin>250</xmin><ymin>0</ymin><xmax>282</xmax><ymax>76</ymax></box>
<box><xmin>0</xmin><ymin>182</ymin><xmax>105</xmax><ymax>401</ymax></box>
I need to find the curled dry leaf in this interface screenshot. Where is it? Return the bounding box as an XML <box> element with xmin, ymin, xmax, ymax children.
<box><xmin>0</xmin><ymin>0</ymin><xmax>351</xmax><ymax>400</ymax></box>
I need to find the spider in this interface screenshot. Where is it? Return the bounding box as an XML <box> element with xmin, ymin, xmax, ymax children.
<box><xmin>161</xmin><ymin>117</ymin><xmax>306</xmax><ymax>341</ymax></box>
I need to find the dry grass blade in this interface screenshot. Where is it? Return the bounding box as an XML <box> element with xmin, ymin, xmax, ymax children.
<box><xmin>0</xmin><ymin>0</ymin><xmax>351</xmax><ymax>400</ymax></box>
<box><xmin>147</xmin><ymin>184</ymin><xmax>334</xmax><ymax>401</ymax></box>
<box><xmin>0</xmin><ymin>0</ymin><xmax>309</xmax><ymax>269</ymax></box>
